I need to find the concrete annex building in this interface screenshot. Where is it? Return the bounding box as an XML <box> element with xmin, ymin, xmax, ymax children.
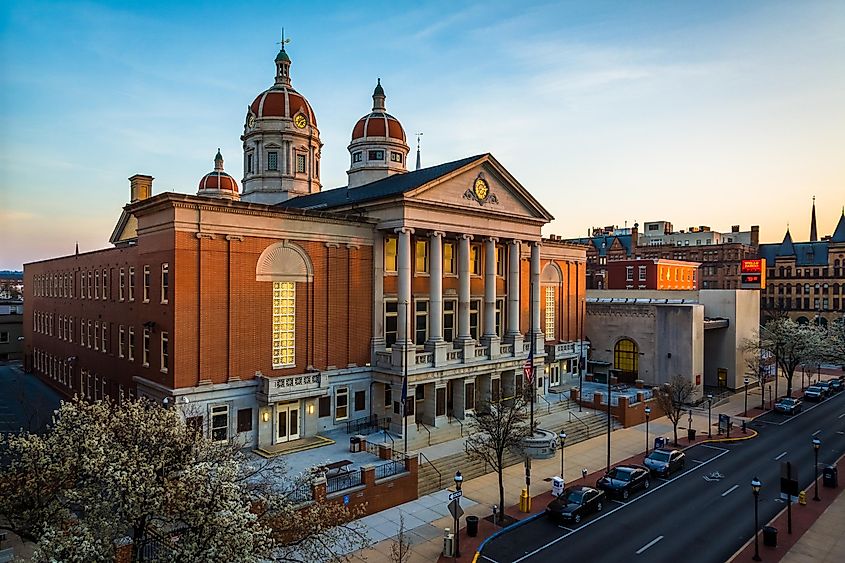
<box><xmin>24</xmin><ymin>45</ymin><xmax>587</xmax><ymax>451</ymax></box>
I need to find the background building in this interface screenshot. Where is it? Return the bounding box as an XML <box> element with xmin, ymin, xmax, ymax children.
<box><xmin>604</xmin><ymin>258</ymin><xmax>699</xmax><ymax>290</ymax></box>
<box><xmin>0</xmin><ymin>298</ymin><xmax>24</xmax><ymax>360</ymax></box>
<box><xmin>758</xmin><ymin>203</ymin><xmax>845</xmax><ymax>325</ymax></box>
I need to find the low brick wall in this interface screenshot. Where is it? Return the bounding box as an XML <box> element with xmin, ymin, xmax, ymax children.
<box><xmin>570</xmin><ymin>387</ymin><xmax>665</xmax><ymax>427</ymax></box>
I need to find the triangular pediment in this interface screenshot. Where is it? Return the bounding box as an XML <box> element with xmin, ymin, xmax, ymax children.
<box><xmin>109</xmin><ymin>209</ymin><xmax>138</xmax><ymax>245</ymax></box>
<box><xmin>406</xmin><ymin>155</ymin><xmax>553</xmax><ymax>222</ymax></box>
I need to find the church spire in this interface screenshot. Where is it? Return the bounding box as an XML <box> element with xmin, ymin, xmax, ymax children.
<box><xmin>415</xmin><ymin>132</ymin><xmax>423</xmax><ymax>171</ymax></box>
<box><xmin>809</xmin><ymin>196</ymin><xmax>818</xmax><ymax>241</ymax></box>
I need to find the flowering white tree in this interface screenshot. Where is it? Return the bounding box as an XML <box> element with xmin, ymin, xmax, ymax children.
<box><xmin>0</xmin><ymin>398</ymin><xmax>367</xmax><ymax>562</ymax></box>
<box><xmin>745</xmin><ymin>318</ymin><xmax>825</xmax><ymax>398</ymax></box>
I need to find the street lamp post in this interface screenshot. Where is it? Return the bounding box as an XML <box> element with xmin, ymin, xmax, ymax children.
<box><xmin>707</xmin><ymin>394</ymin><xmax>713</xmax><ymax>438</ymax></box>
<box><xmin>454</xmin><ymin>471</ymin><xmax>463</xmax><ymax>557</ymax></box>
<box><xmin>812</xmin><ymin>438</ymin><xmax>821</xmax><ymax>501</ymax></box>
<box><xmin>751</xmin><ymin>477</ymin><xmax>762</xmax><ymax>561</ymax></box>
<box><xmin>644</xmin><ymin>407</ymin><xmax>651</xmax><ymax>455</ymax></box>
<box><xmin>559</xmin><ymin>432</ymin><xmax>567</xmax><ymax>484</ymax></box>
<box><xmin>744</xmin><ymin>377</ymin><xmax>750</xmax><ymax>416</ymax></box>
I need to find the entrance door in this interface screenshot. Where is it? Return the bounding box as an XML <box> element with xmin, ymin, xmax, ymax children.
<box><xmin>276</xmin><ymin>402</ymin><xmax>300</xmax><ymax>443</ymax></box>
<box><xmin>549</xmin><ymin>364</ymin><xmax>561</xmax><ymax>387</ymax></box>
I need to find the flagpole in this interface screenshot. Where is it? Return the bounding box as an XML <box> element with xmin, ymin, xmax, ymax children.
<box><xmin>403</xmin><ymin>301</ymin><xmax>409</xmax><ymax>454</ymax></box>
<box><xmin>529</xmin><ymin>280</ymin><xmax>535</xmax><ymax>435</ymax></box>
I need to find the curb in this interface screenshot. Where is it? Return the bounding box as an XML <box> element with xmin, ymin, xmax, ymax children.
<box><xmin>690</xmin><ymin>429</ymin><xmax>759</xmax><ymax>446</ymax></box>
<box><xmin>471</xmin><ymin>511</ymin><xmax>545</xmax><ymax>563</ymax></box>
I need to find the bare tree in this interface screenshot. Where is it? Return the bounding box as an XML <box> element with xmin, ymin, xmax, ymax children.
<box><xmin>653</xmin><ymin>376</ymin><xmax>697</xmax><ymax>446</ymax></box>
<box><xmin>745</xmin><ymin>318</ymin><xmax>824</xmax><ymax>398</ymax></box>
<box><xmin>389</xmin><ymin>513</ymin><xmax>412</xmax><ymax>563</ymax></box>
<box><xmin>465</xmin><ymin>396</ymin><xmax>531</xmax><ymax>525</ymax></box>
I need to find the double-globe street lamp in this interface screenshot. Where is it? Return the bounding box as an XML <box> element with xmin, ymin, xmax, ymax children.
<box><xmin>744</xmin><ymin>377</ymin><xmax>750</xmax><ymax>416</ymax></box>
<box><xmin>454</xmin><ymin>470</ymin><xmax>463</xmax><ymax>557</ymax></box>
<box><xmin>644</xmin><ymin>407</ymin><xmax>652</xmax><ymax>455</ymax></box>
<box><xmin>751</xmin><ymin>477</ymin><xmax>762</xmax><ymax>561</ymax></box>
<box><xmin>812</xmin><ymin>438</ymin><xmax>821</xmax><ymax>501</ymax></box>
<box><xmin>559</xmin><ymin>432</ymin><xmax>567</xmax><ymax>485</ymax></box>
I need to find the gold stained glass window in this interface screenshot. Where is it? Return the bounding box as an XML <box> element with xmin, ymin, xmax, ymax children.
<box><xmin>415</xmin><ymin>239</ymin><xmax>429</xmax><ymax>273</ymax></box>
<box><xmin>384</xmin><ymin>237</ymin><xmax>398</xmax><ymax>272</ymax></box>
<box><xmin>614</xmin><ymin>339</ymin><xmax>639</xmax><ymax>374</ymax></box>
<box><xmin>443</xmin><ymin>242</ymin><xmax>455</xmax><ymax>274</ymax></box>
<box><xmin>544</xmin><ymin>286</ymin><xmax>555</xmax><ymax>340</ymax></box>
<box><xmin>272</xmin><ymin>282</ymin><xmax>296</xmax><ymax>368</ymax></box>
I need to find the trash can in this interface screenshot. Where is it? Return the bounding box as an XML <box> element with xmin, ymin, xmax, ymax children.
<box><xmin>823</xmin><ymin>465</ymin><xmax>838</xmax><ymax>488</ymax></box>
<box><xmin>349</xmin><ymin>436</ymin><xmax>361</xmax><ymax>453</ymax></box>
<box><xmin>654</xmin><ymin>437</ymin><xmax>666</xmax><ymax>449</ymax></box>
<box><xmin>688</xmin><ymin>428</ymin><xmax>696</xmax><ymax>441</ymax></box>
<box><xmin>762</xmin><ymin>526</ymin><xmax>777</xmax><ymax>547</ymax></box>
<box><xmin>466</xmin><ymin>515</ymin><xmax>479</xmax><ymax>537</ymax></box>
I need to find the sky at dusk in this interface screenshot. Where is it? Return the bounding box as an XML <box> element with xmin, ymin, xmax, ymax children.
<box><xmin>1</xmin><ymin>0</ymin><xmax>843</xmax><ymax>269</ymax></box>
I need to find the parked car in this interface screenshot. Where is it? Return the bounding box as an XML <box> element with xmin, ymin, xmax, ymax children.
<box><xmin>596</xmin><ymin>465</ymin><xmax>651</xmax><ymax>499</ymax></box>
<box><xmin>546</xmin><ymin>486</ymin><xmax>606</xmax><ymax>524</ymax></box>
<box><xmin>774</xmin><ymin>397</ymin><xmax>803</xmax><ymax>415</ymax></box>
<box><xmin>830</xmin><ymin>379</ymin><xmax>844</xmax><ymax>393</ymax></box>
<box><xmin>644</xmin><ymin>448</ymin><xmax>686</xmax><ymax>477</ymax></box>
<box><xmin>817</xmin><ymin>381</ymin><xmax>833</xmax><ymax>396</ymax></box>
<box><xmin>803</xmin><ymin>385</ymin><xmax>824</xmax><ymax>402</ymax></box>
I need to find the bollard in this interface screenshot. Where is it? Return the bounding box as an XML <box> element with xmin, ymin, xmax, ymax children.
<box><xmin>798</xmin><ymin>491</ymin><xmax>807</xmax><ymax>505</ymax></box>
<box><xmin>519</xmin><ymin>488</ymin><xmax>531</xmax><ymax>512</ymax></box>
<box><xmin>742</xmin><ymin>420</ymin><xmax>747</xmax><ymax>434</ymax></box>
<box><xmin>582</xmin><ymin>468</ymin><xmax>588</xmax><ymax>480</ymax></box>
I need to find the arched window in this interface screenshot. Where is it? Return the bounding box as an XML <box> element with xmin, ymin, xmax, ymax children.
<box><xmin>614</xmin><ymin>339</ymin><xmax>639</xmax><ymax>377</ymax></box>
<box><xmin>541</xmin><ymin>263</ymin><xmax>563</xmax><ymax>341</ymax></box>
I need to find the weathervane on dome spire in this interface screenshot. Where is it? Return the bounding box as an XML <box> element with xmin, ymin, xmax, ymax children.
<box><xmin>278</xmin><ymin>27</ymin><xmax>291</xmax><ymax>50</ymax></box>
<box><xmin>274</xmin><ymin>27</ymin><xmax>293</xmax><ymax>85</ymax></box>
<box><xmin>415</xmin><ymin>132</ymin><xmax>423</xmax><ymax>170</ymax></box>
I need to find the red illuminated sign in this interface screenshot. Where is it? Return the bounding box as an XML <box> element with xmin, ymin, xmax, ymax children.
<box><xmin>741</xmin><ymin>259</ymin><xmax>762</xmax><ymax>274</ymax></box>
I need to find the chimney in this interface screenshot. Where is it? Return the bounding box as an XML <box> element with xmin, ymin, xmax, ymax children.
<box><xmin>750</xmin><ymin>225</ymin><xmax>760</xmax><ymax>247</ymax></box>
<box><xmin>129</xmin><ymin>174</ymin><xmax>154</xmax><ymax>203</ymax></box>
<box><xmin>731</xmin><ymin>225</ymin><xmax>740</xmax><ymax>233</ymax></box>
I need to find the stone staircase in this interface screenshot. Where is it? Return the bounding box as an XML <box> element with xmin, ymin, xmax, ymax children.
<box><xmin>417</xmin><ymin>408</ymin><xmax>615</xmax><ymax>497</ymax></box>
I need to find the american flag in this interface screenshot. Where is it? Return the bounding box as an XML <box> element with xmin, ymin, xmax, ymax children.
<box><xmin>523</xmin><ymin>348</ymin><xmax>534</xmax><ymax>383</ymax></box>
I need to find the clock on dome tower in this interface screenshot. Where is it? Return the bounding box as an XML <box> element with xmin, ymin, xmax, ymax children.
<box><xmin>241</xmin><ymin>41</ymin><xmax>322</xmax><ymax>204</ymax></box>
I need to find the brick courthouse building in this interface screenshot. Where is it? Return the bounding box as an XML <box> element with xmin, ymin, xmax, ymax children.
<box><xmin>24</xmin><ymin>45</ymin><xmax>587</xmax><ymax>451</ymax></box>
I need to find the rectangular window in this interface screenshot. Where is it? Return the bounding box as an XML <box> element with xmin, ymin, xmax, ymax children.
<box><xmin>469</xmin><ymin>299</ymin><xmax>481</xmax><ymax>340</ymax></box>
<box><xmin>87</xmin><ymin>320</ymin><xmax>92</xmax><ymax>348</ymax></box>
<box><xmin>639</xmin><ymin>265</ymin><xmax>647</xmax><ymax>281</ymax></box>
<box><xmin>495</xmin><ymin>298</ymin><xmax>505</xmax><ymax>337</ymax></box>
<box><xmin>335</xmin><ymin>387</ymin><xmax>349</xmax><ymax>421</ymax></box>
<box><xmin>0</xmin><ymin>332</ymin><xmax>8</xmax><ymax>344</ymax></box>
<box><xmin>626</xmin><ymin>266</ymin><xmax>634</xmax><ymax>281</ymax></box>
<box><xmin>246</xmin><ymin>153</ymin><xmax>253</xmax><ymax>173</ymax></box>
<box><xmin>161</xmin><ymin>263</ymin><xmax>169</xmax><ymax>304</ymax></box>
<box><xmin>368</xmin><ymin>150</ymin><xmax>384</xmax><ymax>161</ymax></box>
<box><xmin>544</xmin><ymin>286</ymin><xmax>555</xmax><ymax>340</ymax></box>
<box><xmin>354</xmin><ymin>390</ymin><xmax>366</xmax><ymax>412</ymax></box>
<box><xmin>119</xmin><ymin>326</ymin><xmax>125</xmax><ymax>358</ymax></box>
<box><xmin>95</xmin><ymin>270</ymin><xmax>100</xmax><ymax>299</ymax></box>
<box><xmin>415</xmin><ymin>300</ymin><xmax>428</xmax><ymax>345</ymax></box>
<box><xmin>142</xmin><ymin>328</ymin><xmax>150</xmax><ymax>366</ymax></box>
<box><xmin>296</xmin><ymin>153</ymin><xmax>306</xmax><ymax>173</ymax></box>
<box><xmin>415</xmin><ymin>239</ymin><xmax>429</xmax><ymax>273</ymax></box>
<box><xmin>465</xmin><ymin>381</ymin><xmax>476</xmax><ymax>411</ymax></box>
<box><xmin>128</xmin><ymin>326</ymin><xmax>136</xmax><ymax>361</ymax></box>
<box><xmin>384</xmin><ymin>384</ymin><xmax>392</xmax><ymax>407</ymax></box>
<box><xmin>385</xmin><ymin>300</ymin><xmax>398</xmax><ymax>348</ymax></box>
<box><xmin>470</xmin><ymin>244</ymin><xmax>482</xmax><ymax>275</ymax></box>
<box><xmin>101</xmin><ymin>322</ymin><xmax>107</xmax><ymax>353</ymax></box>
<box><xmin>128</xmin><ymin>266</ymin><xmax>135</xmax><ymax>301</ymax></box>
<box><xmin>318</xmin><ymin>396</ymin><xmax>331</xmax><ymax>418</ymax></box>
<box><xmin>496</xmin><ymin>246</ymin><xmax>506</xmax><ymax>277</ymax></box>
<box><xmin>211</xmin><ymin>405</ymin><xmax>229</xmax><ymax>442</ymax></box>
<box><xmin>143</xmin><ymin>265</ymin><xmax>150</xmax><ymax>302</ymax></box>
<box><xmin>443</xmin><ymin>242</ymin><xmax>455</xmax><ymax>274</ymax></box>
<box><xmin>352</xmin><ymin>152</ymin><xmax>362</xmax><ymax>163</ymax></box>
<box><xmin>435</xmin><ymin>387</ymin><xmax>446</xmax><ymax>417</ymax></box>
<box><xmin>237</xmin><ymin>408</ymin><xmax>253</xmax><ymax>433</ymax></box>
<box><xmin>272</xmin><ymin>281</ymin><xmax>296</xmax><ymax>368</ymax></box>
<box><xmin>160</xmin><ymin>332</ymin><xmax>169</xmax><ymax>373</ymax></box>
<box><xmin>119</xmin><ymin>268</ymin><xmax>125</xmax><ymax>301</ymax></box>
<box><xmin>390</xmin><ymin>151</ymin><xmax>403</xmax><ymax>163</ymax></box>
<box><xmin>267</xmin><ymin>151</ymin><xmax>278</xmax><ymax>171</ymax></box>
<box><xmin>443</xmin><ymin>300</ymin><xmax>457</xmax><ymax>342</ymax></box>
<box><xmin>384</xmin><ymin>237</ymin><xmax>398</xmax><ymax>272</ymax></box>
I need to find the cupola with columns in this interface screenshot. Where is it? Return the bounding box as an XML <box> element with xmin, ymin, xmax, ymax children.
<box><xmin>241</xmin><ymin>34</ymin><xmax>322</xmax><ymax>204</ymax></box>
<box><xmin>347</xmin><ymin>79</ymin><xmax>409</xmax><ymax>188</ymax></box>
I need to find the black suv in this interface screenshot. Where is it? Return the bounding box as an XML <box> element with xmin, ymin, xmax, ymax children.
<box><xmin>596</xmin><ymin>465</ymin><xmax>651</xmax><ymax>499</ymax></box>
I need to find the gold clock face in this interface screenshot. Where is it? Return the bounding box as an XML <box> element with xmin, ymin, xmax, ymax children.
<box><xmin>294</xmin><ymin>113</ymin><xmax>307</xmax><ymax>129</ymax></box>
<box><xmin>474</xmin><ymin>178</ymin><xmax>489</xmax><ymax>201</ymax></box>
<box><xmin>247</xmin><ymin>114</ymin><xmax>255</xmax><ymax>128</ymax></box>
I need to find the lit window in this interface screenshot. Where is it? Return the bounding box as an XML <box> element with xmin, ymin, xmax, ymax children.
<box><xmin>272</xmin><ymin>281</ymin><xmax>296</xmax><ymax>368</ymax></box>
<box><xmin>390</xmin><ymin>151</ymin><xmax>403</xmax><ymax>163</ymax></box>
<box><xmin>384</xmin><ymin>237</ymin><xmax>398</xmax><ymax>272</ymax></box>
<box><xmin>335</xmin><ymin>387</ymin><xmax>349</xmax><ymax>421</ymax></box>
<box><xmin>296</xmin><ymin>153</ymin><xmax>306</xmax><ymax>173</ymax></box>
<box><xmin>470</xmin><ymin>244</ymin><xmax>481</xmax><ymax>275</ymax></box>
<box><xmin>211</xmin><ymin>405</ymin><xmax>229</xmax><ymax>441</ymax></box>
<box><xmin>142</xmin><ymin>328</ymin><xmax>150</xmax><ymax>366</ymax></box>
<box><xmin>267</xmin><ymin>151</ymin><xmax>278</xmax><ymax>171</ymax></box>
<box><xmin>161</xmin><ymin>332</ymin><xmax>169</xmax><ymax>373</ymax></box>
<box><xmin>614</xmin><ymin>339</ymin><xmax>639</xmax><ymax>374</ymax></box>
<box><xmin>161</xmin><ymin>263</ymin><xmax>169</xmax><ymax>304</ymax></box>
<box><xmin>545</xmin><ymin>286</ymin><xmax>555</xmax><ymax>340</ymax></box>
<box><xmin>415</xmin><ymin>239</ymin><xmax>429</xmax><ymax>273</ymax></box>
<box><xmin>384</xmin><ymin>300</ymin><xmax>398</xmax><ymax>348</ymax></box>
<box><xmin>443</xmin><ymin>242</ymin><xmax>455</xmax><ymax>274</ymax></box>
<box><xmin>143</xmin><ymin>265</ymin><xmax>150</xmax><ymax>302</ymax></box>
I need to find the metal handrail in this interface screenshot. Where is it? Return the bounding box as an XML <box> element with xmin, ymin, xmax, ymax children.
<box><xmin>538</xmin><ymin>393</ymin><xmax>552</xmax><ymax>414</ymax></box>
<box><xmin>448</xmin><ymin>411</ymin><xmax>465</xmax><ymax>437</ymax></box>
<box><xmin>418</xmin><ymin>451</ymin><xmax>442</xmax><ymax>491</ymax></box>
<box><xmin>568</xmin><ymin>410</ymin><xmax>590</xmax><ymax>438</ymax></box>
<box><xmin>416</xmin><ymin>419</ymin><xmax>432</xmax><ymax>446</ymax></box>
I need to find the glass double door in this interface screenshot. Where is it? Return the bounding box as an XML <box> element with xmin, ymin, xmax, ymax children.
<box><xmin>276</xmin><ymin>401</ymin><xmax>300</xmax><ymax>443</ymax></box>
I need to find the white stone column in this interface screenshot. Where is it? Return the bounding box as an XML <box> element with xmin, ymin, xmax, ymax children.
<box><xmin>483</xmin><ymin>237</ymin><xmax>498</xmax><ymax>339</ymax></box>
<box><xmin>456</xmin><ymin>234</ymin><xmax>473</xmax><ymax>343</ymax></box>
<box><xmin>530</xmin><ymin>241</ymin><xmax>541</xmax><ymax>337</ymax></box>
<box><xmin>506</xmin><ymin>240</ymin><xmax>521</xmax><ymax>338</ymax></box>
<box><xmin>372</xmin><ymin>231</ymin><xmax>385</xmax><ymax>352</ymax></box>
<box><xmin>427</xmin><ymin>231</ymin><xmax>444</xmax><ymax>344</ymax></box>
<box><xmin>396</xmin><ymin>227</ymin><xmax>414</xmax><ymax>348</ymax></box>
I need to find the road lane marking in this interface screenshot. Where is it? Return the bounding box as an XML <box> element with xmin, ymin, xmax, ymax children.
<box><xmin>481</xmin><ymin>556</ymin><xmax>501</xmax><ymax>563</ymax></box>
<box><xmin>557</xmin><ymin>526</ymin><xmax>574</xmax><ymax>532</ymax></box>
<box><xmin>812</xmin><ymin>429</ymin><xmax>821</xmax><ymax>436</ymax></box>
<box><xmin>636</xmin><ymin>535</ymin><xmax>664</xmax><ymax>554</ymax></box>
<box><xmin>775</xmin><ymin>451</ymin><xmax>788</xmax><ymax>460</ymax></box>
<box><xmin>508</xmin><ymin>446</ymin><xmax>731</xmax><ymax>562</ymax></box>
<box><xmin>838</xmin><ymin>413</ymin><xmax>845</xmax><ymax>419</ymax></box>
<box><xmin>721</xmin><ymin>484</ymin><xmax>739</xmax><ymax>497</ymax></box>
<box><xmin>691</xmin><ymin>459</ymin><xmax>706</xmax><ymax>464</ymax></box>
<box><xmin>610</xmin><ymin>499</ymin><xmax>626</xmax><ymax>505</ymax></box>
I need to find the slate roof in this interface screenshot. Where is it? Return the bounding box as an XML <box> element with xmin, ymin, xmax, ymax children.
<box><xmin>759</xmin><ymin>241</ymin><xmax>829</xmax><ymax>266</ymax></box>
<box><xmin>279</xmin><ymin>154</ymin><xmax>485</xmax><ymax>210</ymax></box>
<box><xmin>564</xmin><ymin>235</ymin><xmax>634</xmax><ymax>257</ymax></box>
<box><xmin>832</xmin><ymin>211</ymin><xmax>845</xmax><ymax>243</ymax></box>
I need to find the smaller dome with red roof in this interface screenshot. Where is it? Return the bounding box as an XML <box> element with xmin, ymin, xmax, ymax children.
<box><xmin>198</xmin><ymin>149</ymin><xmax>239</xmax><ymax>200</ymax></box>
<box><xmin>351</xmin><ymin>79</ymin><xmax>405</xmax><ymax>142</ymax></box>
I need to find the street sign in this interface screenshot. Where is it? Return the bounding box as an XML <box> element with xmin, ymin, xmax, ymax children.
<box><xmin>447</xmin><ymin>498</ymin><xmax>464</xmax><ymax>520</ymax></box>
<box><xmin>448</xmin><ymin>490</ymin><xmax>463</xmax><ymax>501</ymax></box>
<box><xmin>780</xmin><ymin>462</ymin><xmax>799</xmax><ymax>501</ymax></box>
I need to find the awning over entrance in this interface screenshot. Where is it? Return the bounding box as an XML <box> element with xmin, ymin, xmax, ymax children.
<box><xmin>256</xmin><ymin>372</ymin><xmax>327</xmax><ymax>405</ymax></box>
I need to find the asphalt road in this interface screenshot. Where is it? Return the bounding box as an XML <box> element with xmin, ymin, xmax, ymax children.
<box><xmin>481</xmin><ymin>391</ymin><xmax>845</xmax><ymax>563</ymax></box>
<box><xmin>0</xmin><ymin>361</ymin><xmax>63</xmax><ymax>435</ymax></box>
